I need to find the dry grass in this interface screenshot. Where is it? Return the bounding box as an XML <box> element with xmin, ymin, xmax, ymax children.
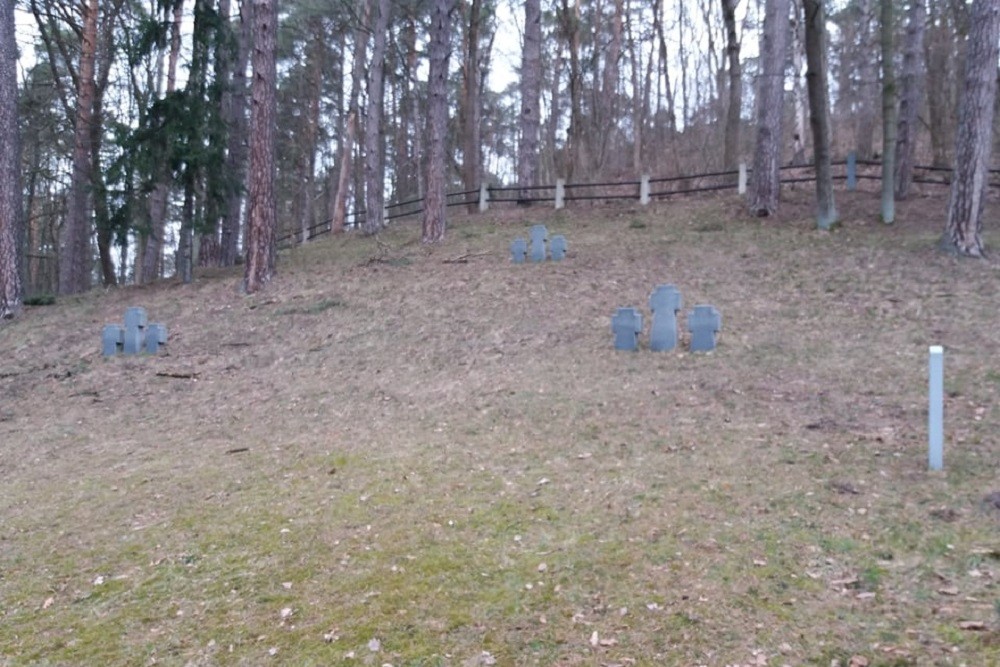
<box><xmin>1</xmin><ymin>188</ymin><xmax>999</xmax><ymax>666</ymax></box>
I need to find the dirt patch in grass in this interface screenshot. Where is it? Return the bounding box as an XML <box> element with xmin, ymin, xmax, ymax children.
<box><xmin>1</xmin><ymin>190</ymin><xmax>999</xmax><ymax>665</ymax></box>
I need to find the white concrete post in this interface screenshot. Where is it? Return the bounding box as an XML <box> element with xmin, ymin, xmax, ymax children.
<box><xmin>640</xmin><ymin>175</ymin><xmax>650</xmax><ymax>206</ymax></box>
<box><xmin>929</xmin><ymin>346</ymin><xmax>944</xmax><ymax>471</ymax></box>
<box><xmin>478</xmin><ymin>183</ymin><xmax>489</xmax><ymax>212</ymax></box>
<box><xmin>555</xmin><ymin>179</ymin><xmax>565</xmax><ymax>210</ymax></box>
<box><xmin>738</xmin><ymin>163</ymin><xmax>747</xmax><ymax>195</ymax></box>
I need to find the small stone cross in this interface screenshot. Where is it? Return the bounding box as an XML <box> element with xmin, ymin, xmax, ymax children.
<box><xmin>550</xmin><ymin>235</ymin><xmax>567</xmax><ymax>261</ymax></box>
<box><xmin>687</xmin><ymin>305</ymin><xmax>721</xmax><ymax>352</ymax></box>
<box><xmin>510</xmin><ymin>237</ymin><xmax>527</xmax><ymax>264</ymax></box>
<box><xmin>611</xmin><ymin>307</ymin><xmax>643</xmax><ymax>351</ymax></box>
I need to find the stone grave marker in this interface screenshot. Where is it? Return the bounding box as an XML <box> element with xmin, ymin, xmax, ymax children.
<box><xmin>102</xmin><ymin>325</ymin><xmax>123</xmax><ymax>357</ymax></box>
<box><xmin>611</xmin><ymin>307</ymin><xmax>643</xmax><ymax>351</ymax></box>
<box><xmin>649</xmin><ymin>284</ymin><xmax>683</xmax><ymax>351</ymax></box>
<box><xmin>145</xmin><ymin>323</ymin><xmax>168</xmax><ymax>354</ymax></box>
<box><xmin>550</xmin><ymin>235</ymin><xmax>567</xmax><ymax>261</ymax></box>
<box><xmin>688</xmin><ymin>304</ymin><xmax>721</xmax><ymax>352</ymax></box>
<box><xmin>529</xmin><ymin>225</ymin><xmax>548</xmax><ymax>262</ymax></box>
<box><xmin>511</xmin><ymin>237</ymin><xmax>527</xmax><ymax>264</ymax></box>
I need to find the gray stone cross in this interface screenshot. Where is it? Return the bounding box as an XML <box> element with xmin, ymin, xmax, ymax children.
<box><xmin>511</xmin><ymin>237</ymin><xmax>527</xmax><ymax>264</ymax></box>
<box><xmin>529</xmin><ymin>225</ymin><xmax>548</xmax><ymax>262</ymax></box>
<box><xmin>550</xmin><ymin>235</ymin><xmax>567</xmax><ymax>261</ymax></box>
<box><xmin>649</xmin><ymin>284</ymin><xmax>683</xmax><ymax>352</ymax></box>
<box><xmin>611</xmin><ymin>307</ymin><xmax>643</xmax><ymax>351</ymax></box>
<box><xmin>687</xmin><ymin>304</ymin><xmax>721</xmax><ymax>352</ymax></box>
<box><xmin>102</xmin><ymin>307</ymin><xmax>169</xmax><ymax>357</ymax></box>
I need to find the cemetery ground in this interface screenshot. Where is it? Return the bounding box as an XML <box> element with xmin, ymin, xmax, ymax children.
<box><xmin>1</xmin><ymin>188</ymin><xmax>999</xmax><ymax>667</ymax></box>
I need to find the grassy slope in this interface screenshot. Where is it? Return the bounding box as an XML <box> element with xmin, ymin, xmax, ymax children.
<box><xmin>1</xmin><ymin>190</ymin><xmax>998</xmax><ymax>666</ymax></box>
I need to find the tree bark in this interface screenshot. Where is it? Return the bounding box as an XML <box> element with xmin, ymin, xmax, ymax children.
<box><xmin>242</xmin><ymin>0</ymin><xmax>278</xmax><ymax>292</ymax></box>
<box><xmin>0</xmin><ymin>0</ymin><xmax>22</xmax><ymax>318</ymax></box>
<box><xmin>854</xmin><ymin>0</ymin><xmax>877</xmax><ymax>160</ymax></box>
<box><xmin>363</xmin><ymin>0</ymin><xmax>391</xmax><ymax>234</ymax></box>
<box><xmin>331</xmin><ymin>0</ymin><xmax>370</xmax><ymax>233</ymax></box>
<box><xmin>461</xmin><ymin>0</ymin><xmax>482</xmax><ymax>212</ymax></box>
<box><xmin>721</xmin><ymin>0</ymin><xmax>742</xmax><ymax>171</ymax></box>
<box><xmin>59</xmin><ymin>0</ymin><xmax>99</xmax><ymax>295</ymax></box>
<box><xmin>748</xmin><ymin>0</ymin><xmax>789</xmax><ymax>217</ymax></box>
<box><xmin>421</xmin><ymin>0</ymin><xmax>456</xmax><ymax>243</ymax></box>
<box><xmin>894</xmin><ymin>0</ymin><xmax>925</xmax><ymax>199</ymax></box>
<box><xmin>944</xmin><ymin>0</ymin><xmax>1000</xmax><ymax>257</ymax></box>
<box><xmin>220</xmin><ymin>0</ymin><xmax>251</xmax><ymax>266</ymax></box>
<box><xmin>802</xmin><ymin>0</ymin><xmax>837</xmax><ymax>229</ymax></box>
<box><xmin>518</xmin><ymin>0</ymin><xmax>542</xmax><ymax>200</ymax></box>
<box><xmin>879</xmin><ymin>0</ymin><xmax>895</xmax><ymax>223</ymax></box>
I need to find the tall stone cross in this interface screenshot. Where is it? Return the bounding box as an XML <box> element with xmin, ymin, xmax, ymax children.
<box><xmin>611</xmin><ymin>307</ymin><xmax>643</xmax><ymax>351</ymax></box>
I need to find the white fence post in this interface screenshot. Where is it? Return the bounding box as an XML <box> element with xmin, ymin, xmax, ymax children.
<box><xmin>929</xmin><ymin>345</ymin><xmax>944</xmax><ymax>471</ymax></box>
<box><xmin>738</xmin><ymin>163</ymin><xmax>747</xmax><ymax>195</ymax></box>
<box><xmin>640</xmin><ymin>174</ymin><xmax>650</xmax><ymax>205</ymax></box>
<box><xmin>555</xmin><ymin>179</ymin><xmax>565</xmax><ymax>210</ymax></box>
<box><xmin>478</xmin><ymin>183</ymin><xmax>489</xmax><ymax>212</ymax></box>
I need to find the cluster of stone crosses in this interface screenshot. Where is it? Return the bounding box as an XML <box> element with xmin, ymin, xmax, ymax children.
<box><xmin>612</xmin><ymin>284</ymin><xmax>721</xmax><ymax>352</ymax></box>
<box><xmin>102</xmin><ymin>307</ymin><xmax>168</xmax><ymax>356</ymax></box>
<box><xmin>510</xmin><ymin>225</ymin><xmax>567</xmax><ymax>263</ymax></box>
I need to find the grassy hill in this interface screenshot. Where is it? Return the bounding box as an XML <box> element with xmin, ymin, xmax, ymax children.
<box><xmin>1</xmin><ymin>189</ymin><xmax>999</xmax><ymax>665</ymax></box>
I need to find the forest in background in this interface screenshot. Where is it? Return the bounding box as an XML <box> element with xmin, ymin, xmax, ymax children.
<box><xmin>0</xmin><ymin>0</ymin><xmax>996</xmax><ymax>310</ymax></box>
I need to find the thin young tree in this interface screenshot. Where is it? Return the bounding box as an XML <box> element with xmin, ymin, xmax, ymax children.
<box><xmin>802</xmin><ymin>0</ymin><xmax>837</xmax><ymax>229</ymax></box>
<box><xmin>721</xmin><ymin>0</ymin><xmax>743</xmax><ymax>172</ymax></box>
<box><xmin>944</xmin><ymin>0</ymin><xmax>1000</xmax><ymax>257</ymax></box>
<box><xmin>518</xmin><ymin>0</ymin><xmax>542</xmax><ymax>202</ymax></box>
<box><xmin>243</xmin><ymin>0</ymin><xmax>278</xmax><ymax>292</ymax></box>
<box><xmin>748</xmin><ymin>0</ymin><xmax>789</xmax><ymax>217</ymax></box>
<box><xmin>330</xmin><ymin>0</ymin><xmax>369</xmax><ymax>233</ymax></box>
<box><xmin>894</xmin><ymin>0</ymin><xmax>925</xmax><ymax>200</ymax></box>
<box><xmin>362</xmin><ymin>0</ymin><xmax>390</xmax><ymax>235</ymax></box>
<box><xmin>421</xmin><ymin>0</ymin><xmax>456</xmax><ymax>243</ymax></box>
<box><xmin>0</xmin><ymin>0</ymin><xmax>22</xmax><ymax>317</ymax></box>
<box><xmin>879</xmin><ymin>0</ymin><xmax>895</xmax><ymax>224</ymax></box>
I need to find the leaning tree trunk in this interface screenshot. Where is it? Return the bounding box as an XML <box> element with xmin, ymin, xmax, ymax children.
<box><xmin>879</xmin><ymin>0</ymin><xmax>896</xmax><ymax>224</ymax></box>
<box><xmin>748</xmin><ymin>0</ymin><xmax>789</xmax><ymax>217</ymax></box>
<box><xmin>363</xmin><ymin>0</ymin><xmax>390</xmax><ymax>235</ymax></box>
<box><xmin>331</xmin><ymin>0</ymin><xmax>370</xmax><ymax>233</ymax></box>
<box><xmin>421</xmin><ymin>0</ymin><xmax>456</xmax><ymax>243</ymax></box>
<box><xmin>242</xmin><ymin>0</ymin><xmax>278</xmax><ymax>292</ymax></box>
<box><xmin>944</xmin><ymin>0</ymin><xmax>1000</xmax><ymax>257</ymax></box>
<box><xmin>518</xmin><ymin>0</ymin><xmax>542</xmax><ymax>201</ymax></box>
<box><xmin>0</xmin><ymin>0</ymin><xmax>22</xmax><ymax>318</ymax></box>
<box><xmin>721</xmin><ymin>0</ymin><xmax>742</xmax><ymax>172</ymax></box>
<box><xmin>59</xmin><ymin>0</ymin><xmax>99</xmax><ymax>295</ymax></box>
<box><xmin>802</xmin><ymin>0</ymin><xmax>837</xmax><ymax>230</ymax></box>
<box><xmin>894</xmin><ymin>0</ymin><xmax>925</xmax><ymax>200</ymax></box>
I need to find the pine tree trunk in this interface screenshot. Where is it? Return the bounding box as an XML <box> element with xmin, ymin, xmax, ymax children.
<box><xmin>59</xmin><ymin>0</ymin><xmax>99</xmax><ymax>295</ymax></box>
<box><xmin>879</xmin><ymin>0</ymin><xmax>896</xmax><ymax>223</ymax></box>
<box><xmin>220</xmin><ymin>0</ymin><xmax>251</xmax><ymax>267</ymax></box>
<box><xmin>0</xmin><ymin>0</ymin><xmax>22</xmax><ymax>318</ymax></box>
<box><xmin>331</xmin><ymin>1</ymin><xmax>370</xmax><ymax>233</ymax></box>
<box><xmin>721</xmin><ymin>0</ymin><xmax>742</xmax><ymax>172</ymax></box>
<box><xmin>894</xmin><ymin>0</ymin><xmax>925</xmax><ymax>199</ymax></box>
<box><xmin>363</xmin><ymin>0</ymin><xmax>390</xmax><ymax>234</ymax></box>
<box><xmin>518</xmin><ymin>0</ymin><xmax>542</xmax><ymax>200</ymax></box>
<box><xmin>802</xmin><ymin>0</ymin><xmax>837</xmax><ymax>229</ymax></box>
<box><xmin>944</xmin><ymin>0</ymin><xmax>1000</xmax><ymax>257</ymax></box>
<box><xmin>242</xmin><ymin>0</ymin><xmax>278</xmax><ymax>292</ymax></box>
<box><xmin>421</xmin><ymin>0</ymin><xmax>456</xmax><ymax>243</ymax></box>
<box><xmin>461</xmin><ymin>0</ymin><xmax>482</xmax><ymax>213</ymax></box>
<box><xmin>748</xmin><ymin>0</ymin><xmax>789</xmax><ymax>217</ymax></box>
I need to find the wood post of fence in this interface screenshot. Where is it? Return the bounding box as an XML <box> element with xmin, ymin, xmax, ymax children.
<box><xmin>479</xmin><ymin>183</ymin><xmax>489</xmax><ymax>212</ymax></box>
<box><xmin>847</xmin><ymin>152</ymin><xmax>857</xmax><ymax>191</ymax></box>
<box><xmin>640</xmin><ymin>175</ymin><xmax>650</xmax><ymax>205</ymax></box>
<box><xmin>555</xmin><ymin>179</ymin><xmax>565</xmax><ymax>209</ymax></box>
<box><xmin>738</xmin><ymin>163</ymin><xmax>747</xmax><ymax>195</ymax></box>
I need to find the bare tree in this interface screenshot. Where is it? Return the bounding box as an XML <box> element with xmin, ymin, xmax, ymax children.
<box><xmin>944</xmin><ymin>0</ymin><xmax>1000</xmax><ymax>257</ymax></box>
<box><xmin>58</xmin><ymin>0</ymin><xmax>99</xmax><ymax>294</ymax></box>
<box><xmin>802</xmin><ymin>0</ymin><xmax>837</xmax><ymax>229</ymax></box>
<box><xmin>518</xmin><ymin>0</ymin><xmax>542</xmax><ymax>200</ymax></box>
<box><xmin>879</xmin><ymin>0</ymin><xmax>895</xmax><ymax>223</ymax></box>
<box><xmin>748</xmin><ymin>0</ymin><xmax>789</xmax><ymax>217</ymax></box>
<box><xmin>363</xmin><ymin>0</ymin><xmax>390</xmax><ymax>234</ymax></box>
<box><xmin>894</xmin><ymin>0</ymin><xmax>925</xmax><ymax>200</ymax></box>
<box><xmin>422</xmin><ymin>0</ymin><xmax>456</xmax><ymax>243</ymax></box>
<box><xmin>243</xmin><ymin>0</ymin><xmax>278</xmax><ymax>292</ymax></box>
<box><xmin>721</xmin><ymin>0</ymin><xmax>742</xmax><ymax>171</ymax></box>
<box><xmin>0</xmin><ymin>0</ymin><xmax>22</xmax><ymax>317</ymax></box>
<box><xmin>220</xmin><ymin>0</ymin><xmax>251</xmax><ymax>267</ymax></box>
